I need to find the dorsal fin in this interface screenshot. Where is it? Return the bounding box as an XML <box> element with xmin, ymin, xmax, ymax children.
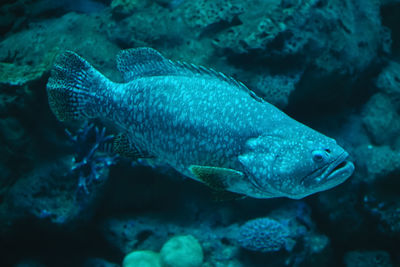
<box><xmin>116</xmin><ymin>47</ymin><xmax>265</xmax><ymax>102</ymax></box>
<box><xmin>116</xmin><ymin>48</ymin><xmax>177</xmax><ymax>81</ymax></box>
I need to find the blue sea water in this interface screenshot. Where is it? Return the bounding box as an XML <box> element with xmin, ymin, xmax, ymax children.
<box><xmin>0</xmin><ymin>0</ymin><xmax>399</xmax><ymax>266</ymax></box>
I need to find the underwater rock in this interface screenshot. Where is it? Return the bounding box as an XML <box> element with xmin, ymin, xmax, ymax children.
<box><xmin>160</xmin><ymin>235</ymin><xmax>204</xmax><ymax>267</ymax></box>
<box><xmin>213</xmin><ymin>0</ymin><xmax>389</xmax><ymax>75</ymax></box>
<box><xmin>268</xmin><ymin>202</ymin><xmax>332</xmax><ymax>266</ymax></box>
<box><xmin>200</xmin><ymin>242</ymin><xmax>240</xmax><ymax>267</ymax></box>
<box><xmin>1</xmin><ymin>121</ymin><xmax>114</xmax><ymax>227</ymax></box>
<box><xmin>0</xmin><ymin>89</ymin><xmax>18</xmax><ymax>115</ymax></box>
<box><xmin>0</xmin><ymin>60</ymin><xmax>54</xmax><ymax>86</ymax></box>
<box><xmin>154</xmin><ymin>0</ymin><xmax>185</xmax><ymax>9</ymax></box>
<box><xmin>253</xmin><ymin>72</ymin><xmax>301</xmax><ymax>108</ymax></box>
<box><xmin>373</xmin><ymin>202</ymin><xmax>400</xmax><ymax>236</ymax></box>
<box><xmin>29</xmin><ymin>0</ymin><xmax>107</xmax><ymax>18</ymax></box>
<box><xmin>102</xmin><ymin>217</ymin><xmax>171</xmax><ymax>254</ymax></box>
<box><xmin>344</xmin><ymin>250</ymin><xmax>393</xmax><ymax>267</ymax></box>
<box><xmin>376</xmin><ymin>61</ymin><xmax>400</xmax><ymax>107</ymax></box>
<box><xmin>354</xmin><ymin>144</ymin><xmax>400</xmax><ymax>183</ymax></box>
<box><xmin>362</xmin><ymin>93</ymin><xmax>400</xmax><ymax>146</ymax></box>
<box><xmin>0</xmin><ymin>0</ymin><xmax>29</xmax><ymax>36</ymax></box>
<box><xmin>0</xmin><ymin>12</ymin><xmax>120</xmax><ymax>80</ymax></box>
<box><xmin>381</xmin><ymin>0</ymin><xmax>400</xmax><ymax>59</ymax></box>
<box><xmin>363</xmin><ymin>190</ymin><xmax>400</xmax><ymax>237</ymax></box>
<box><xmin>315</xmin><ymin>184</ymin><xmax>367</xmax><ymax>241</ymax></box>
<box><xmin>0</xmin><ymin>0</ymin><xmax>399</xmax><ymax>265</ymax></box>
<box><xmin>300</xmin><ymin>233</ymin><xmax>331</xmax><ymax>266</ymax></box>
<box><xmin>110</xmin><ymin>0</ymin><xmax>142</xmax><ymax>19</ymax></box>
<box><xmin>0</xmin><ymin>117</ymin><xmax>27</xmax><ymax>151</ymax></box>
<box><xmin>102</xmin><ymin>214</ymin><xmax>239</xmax><ymax>266</ymax></box>
<box><xmin>102</xmin><ymin>202</ymin><xmax>332</xmax><ymax>266</ymax></box>
<box><xmin>0</xmin><ymin>0</ymin><xmax>107</xmax><ymax>36</ymax></box>
<box><xmin>3</xmin><ymin>156</ymin><xmax>89</xmax><ymax>225</ymax></box>
<box><xmin>0</xmin><ymin>116</ymin><xmax>30</xmax><ymax>197</ymax></box>
<box><xmin>105</xmin><ymin>4</ymin><xmax>187</xmax><ymax>50</ymax></box>
<box><xmin>122</xmin><ymin>250</ymin><xmax>161</xmax><ymax>267</ymax></box>
<box><xmin>181</xmin><ymin>0</ymin><xmax>243</xmax><ymax>37</ymax></box>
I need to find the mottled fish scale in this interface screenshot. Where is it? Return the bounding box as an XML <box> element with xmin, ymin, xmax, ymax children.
<box><xmin>107</xmin><ymin>76</ymin><xmax>264</xmax><ymax>178</ymax></box>
<box><xmin>46</xmin><ymin>48</ymin><xmax>354</xmax><ymax>199</ymax></box>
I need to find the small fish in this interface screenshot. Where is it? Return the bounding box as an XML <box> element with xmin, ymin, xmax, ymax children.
<box><xmin>47</xmin><ymin>48</ymin><xmax>354</xmax><ymax>199</ymax></box>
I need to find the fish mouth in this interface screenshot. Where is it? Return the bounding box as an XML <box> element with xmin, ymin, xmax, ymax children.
<box><xmin>327</xmin><ymin>159</ymin><xmax>352</xmax><ymax>179</ymax></box>
<box><xmin>289</xmin><ymin>152</ymin><xmax>354</xmax><ymax>199</ymax></box>
<box><xmin>303</xmin><ymin>152</ymin><xmax>354</xmax><ymax>187</ymax></box>
<box><xmin>323</xmin><ymin>152</ymin><xmax>354</xmax><ymax>181</ymax></box>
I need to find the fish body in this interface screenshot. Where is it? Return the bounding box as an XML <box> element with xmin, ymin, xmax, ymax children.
<box><xmin>47</xmin><ymin>48</ymin><xmax>354</xmax><ymax>199</ymax></box>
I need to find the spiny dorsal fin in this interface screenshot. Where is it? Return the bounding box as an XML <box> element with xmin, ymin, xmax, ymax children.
<box><xmin>116</xmin><ymin>48</ymin><xmax>265</xmax><ymax>102</ymax></box>
<box><xmin>174</xmin><ymin>61</ymin><xmax>248</xmax><ymax>89</ymax></box>
<box><xmin>174</xmin><ymin>61</ymin><xmax>264</xmax><ymax>102</ymax></box>
<box><xmin>116</xmin><ymin>48</ymin><xmax>175</xmax><ymax>81</ymax></box>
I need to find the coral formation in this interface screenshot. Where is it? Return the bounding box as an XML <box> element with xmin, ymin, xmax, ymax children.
<box><xmin>254</xmin><ymin>72</ymin><xmax>302</xmax><ymax>108</ymax></box>
<box><xmin>121</xmin><ymin>235</ymin><xmax>203</xmax><ymax>267</ymax></box>
<box><xmin>376</xmin><ymin>61</ymin><xmax>400</xmax><ymax>101</ymax></box>
<box><xmin>362</xmin><ymin>93</ymin><xmax>400</xmax><ymax>145</ymax></box>
<box><xmin>123</xmin><ymin>250</ymin><xmax>161</xmax><ymax>267</ymax></box>
<box><xmin>65</xmin><ymin>122</ymin><xmax>117</xmax><ymax>194</ymax></box>
<box><xmin>235</xmin><ymin>217</ymin><xmax>293</xmax><ymax>252</ymax></box>
<box><xmin>160</xmin><ymin>235</ymin><xmax>203</xmax><ymax>267</ymax></box>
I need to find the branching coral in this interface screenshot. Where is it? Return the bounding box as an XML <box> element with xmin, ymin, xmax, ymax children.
<box><xmin>66</xmin><ymin>121</ymin><xmax>118</xmax><ymax>194</ymax></box>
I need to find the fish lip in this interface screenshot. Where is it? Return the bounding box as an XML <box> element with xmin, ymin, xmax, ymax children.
<box><xmin>310</xmin><ymin>153</ymin><xmax>354</xmax><ymax>195</ymax></box>
<box><xmin>323</xmin><ymin>152</ymin><xmax>350</xmax><ymax>179</ymax></box>
<box><xmin>291</xmin><ymin>152</ymin><xmax>354</xmax><ymax>199</ymax></box>
<box><xmin>301</xmin><ymin>152</ymin><xmax>350</xmax><ymax>185</ymax></box>
<box><xmin>326</xmin><ymin>158</ymin><xmax>354</xmax><ymax>180</ymax></box>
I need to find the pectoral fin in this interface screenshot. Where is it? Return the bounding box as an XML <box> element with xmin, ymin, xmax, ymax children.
<box><xmin>188</xmin><ymin>165</ymin><xmax>245</xmax><ymax>191</ymax></box>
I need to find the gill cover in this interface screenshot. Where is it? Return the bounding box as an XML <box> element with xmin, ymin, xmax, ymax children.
<box><xmin>238</xmin><ymin>135</ymin><xmax>286</xmax><ymax>197</ymax></box>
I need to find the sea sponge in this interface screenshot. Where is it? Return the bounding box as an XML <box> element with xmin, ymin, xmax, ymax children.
<box><xmin>160</xmin><ymin>235</ymin><xmax>203</xmax><ymax>267</ymax></box>
<box><xmin>236</xmin><ymin>217</ymin><xmax>294</xmax><ymax>252</ymax></box>
<box><xmin>122</xmin><ymin>250</ymin><xmax>161</xmax><ymax>267</ymax></box>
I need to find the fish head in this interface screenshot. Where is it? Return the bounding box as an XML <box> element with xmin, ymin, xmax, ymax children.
<box><xmin>238</xmin><ymin>127</ymin><xmax>354</xmax><ymax>199</ymax></box>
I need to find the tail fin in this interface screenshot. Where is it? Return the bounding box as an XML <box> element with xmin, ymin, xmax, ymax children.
<box><xmin>47</xmin><ymin>51</ymin><xmax>107</xmax><ymax>121</ymax></box>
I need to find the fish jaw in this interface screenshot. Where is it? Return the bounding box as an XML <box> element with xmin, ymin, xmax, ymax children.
<box><xmin>295</xmin><ymin>152</ymin><xmax>355</xmax><ymax>199</ymax></box>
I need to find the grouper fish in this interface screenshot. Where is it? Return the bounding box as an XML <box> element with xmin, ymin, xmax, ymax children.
<box><xmin>47</xmin><ymin>47</ymin><xmax>354</xmax><ymax>199</ymax></box>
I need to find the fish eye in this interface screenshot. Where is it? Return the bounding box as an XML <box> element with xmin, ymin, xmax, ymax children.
<box><xmin>312</xmin><ymin>150</ymin><xmax>328</xmax><ymax>163</ymax></box>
